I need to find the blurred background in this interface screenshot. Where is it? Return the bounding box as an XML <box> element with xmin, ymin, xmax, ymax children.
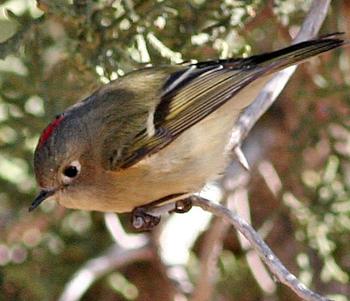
<box><xmin>0</xmin><ymin>0</ymin><xmax>349</xmax><ymax>300</ymax></box>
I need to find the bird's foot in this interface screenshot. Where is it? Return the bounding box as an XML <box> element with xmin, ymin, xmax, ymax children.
<box><xmin>131</xmin><ymin>207</ymin><xmax>161</xmax><ymax>231</ymax></box>
<box><xmin>171</xmin><ymin>197</ymin><xmax>193</xmax><ymax>214</ymax></box>
<box><xmin>131</xmin><ymin>195</ymin><xmax>193</xmax><ymax>231</ymax></box>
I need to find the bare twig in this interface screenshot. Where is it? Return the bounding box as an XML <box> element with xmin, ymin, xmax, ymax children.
<box><xmin>192</xmin><ymin>196</ymin><xmax>332</xmax><ymax>301</ymax></box>
<box><xmin>58</xmin><ymin>243</ymin><xmax>153</xmax><ymax>301</ymax></box>
<box><xmin>58</xmin><ymin>214</ymin><xmax>152</xmax><ymax>301</ymax></box>
<box><xmin>147</xmin><ymin>193</ymin><xmax>332</xmax><ymax>301</ymax></box>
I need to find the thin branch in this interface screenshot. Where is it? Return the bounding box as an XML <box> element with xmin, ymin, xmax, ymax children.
<box><xmin>192</xmin><ymin>196</ymin><xmax>332</xmax><ymax>301</ymax></box>
<box><xmin>59</xmin><ymin>213</ymin><xmax>152</xmax><ymax>301</ymax></box>
<box><xmin>146</xmin><ymin>193</ymin><xmax>332</xmax><ymax>301</ymax></box>
<box><xmin>58</xmin><ymin>243</ymin><xmax>153</xmax><ymax>301</ymax></box>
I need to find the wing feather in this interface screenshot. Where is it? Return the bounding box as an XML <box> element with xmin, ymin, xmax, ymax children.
<box><xmin>107</xmin><ymin>35</ymin><xmax>344</xmax><ymax>169</ymax></box>
<box><xmin>115</xmin><ymin>65</ymin><xmax>268</xmax><ymax>168</ymax></box>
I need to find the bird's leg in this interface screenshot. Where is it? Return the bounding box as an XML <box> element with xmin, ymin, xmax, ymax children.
<box><xmin>131</xmin><ymin>193</ymin><xmax>193</xmax><ymax>230</ymax></box>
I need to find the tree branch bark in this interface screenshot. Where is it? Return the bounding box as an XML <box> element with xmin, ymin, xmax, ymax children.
<box><xmin>58</xmin><ymin>214</ymin><xmax>152</xmax><ymax>301</ymax></box>
<box><xmin>58</xmin><ymin>243</ymin><xmax>153</xmax><ymax>301</ymax></box>
<box><xmin>191</xmin><ymin>196</ymin><xmax>332</xmax><ymax>301</ymax></box>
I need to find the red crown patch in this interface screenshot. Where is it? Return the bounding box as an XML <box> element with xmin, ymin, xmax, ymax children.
<box><xmin>38</xmin><ymin>114</ymin><xmax>65</xmax><ymax>147</ymax></box>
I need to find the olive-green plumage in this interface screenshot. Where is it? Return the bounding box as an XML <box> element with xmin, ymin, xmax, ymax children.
<box><xmin>32</xmin><ymin>34</ymin><xmax>345</xmax><ymax>213</ymax></box>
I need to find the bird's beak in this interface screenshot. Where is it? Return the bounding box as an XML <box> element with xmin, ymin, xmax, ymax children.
<box><xmin>29</xmin><ymin>189</ymin><xmax>56</xmax><ymax>212</ymax></box>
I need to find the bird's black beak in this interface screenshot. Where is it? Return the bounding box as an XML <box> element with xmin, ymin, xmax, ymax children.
<box><xmin>29</xmin><ymin>189</ymin><xmax>56</xmax><ymax>212</ymax></box>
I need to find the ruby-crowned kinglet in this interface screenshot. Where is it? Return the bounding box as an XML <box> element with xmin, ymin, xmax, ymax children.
<box><xmin>30</xmin><ymin>34</ymin><xmax>345</xmax><ymax>214</ymax></box>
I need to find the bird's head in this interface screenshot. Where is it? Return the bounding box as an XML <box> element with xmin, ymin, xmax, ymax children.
<box><xmin>31</xmin><ymin>110</ymin><xmax>96</xmax><ymax>211</ymax></box>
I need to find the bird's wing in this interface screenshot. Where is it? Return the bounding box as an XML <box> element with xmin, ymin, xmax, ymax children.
<box><xmin>110</xmin><ymin>35</ymin><xmax>344</xmax><ymax>170</ymax></box>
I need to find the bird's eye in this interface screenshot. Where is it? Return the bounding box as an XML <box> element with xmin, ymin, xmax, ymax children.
<box><xmin>64</xmin><ymin>166</ymin><xmax>78</xmax><ymax>178</ymax></box>
<box><xmin>62</xmin><ymin>160</ymin><xmax>81</xmax><ymax>184</ymax></box>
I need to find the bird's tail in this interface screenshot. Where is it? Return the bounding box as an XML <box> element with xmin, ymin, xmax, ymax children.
<box><xmin>228</xmin><ymin>32</ymin><xmax>346</xmax><ymax>72</ymax></box>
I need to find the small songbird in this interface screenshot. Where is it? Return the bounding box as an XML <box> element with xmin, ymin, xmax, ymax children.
<box><xmin>30</xmin><ymin>34</ymin><xmax>345</xmax><ymax>222</ymax></box>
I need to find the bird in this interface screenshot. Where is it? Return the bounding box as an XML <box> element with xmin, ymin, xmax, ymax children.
<box><xmin>30</xmin><ymin>33</ymin><xmax>345</xmax><ymax>227</ymax></box>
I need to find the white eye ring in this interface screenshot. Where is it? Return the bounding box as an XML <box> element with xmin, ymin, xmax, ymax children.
<box><xmin>62</xmin><ymin>160</ymin><xmax>81</xmax><ymax>184</ymax></box>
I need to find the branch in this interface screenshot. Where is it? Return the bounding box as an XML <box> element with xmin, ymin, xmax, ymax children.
<box><xmin>147</xmin><ymin>193</ymin><xmax>332</xmax><ymax>301</ymax></box>
<box><xmin>58</xmin><ymin>214</ymin><xmax>152</xmax><ymax>301</ymax></box>
<box><xmin>58</xmin><ymin>244</ymin><xmax>153</xmax><ymax>301</ymax></box>
<box><xmin>191</xmin><ymin>197</ymin><xmax>332</xmax><ymax>301</ymax></box>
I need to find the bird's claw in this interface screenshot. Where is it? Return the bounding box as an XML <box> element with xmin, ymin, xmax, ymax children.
<box><xmin>170</xmin><ymin>198</ymin><xmax>193</xmax><ymax>214</ymax></box>
<box><xmin>131</xmin><ymin>196</ymin><xmax>193</xmax><ymax>230</ymax></box>
<box><xmin>131</xmin><ymin>207</ymin><xmax>161</xmax><ymax>231</ymax></box>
